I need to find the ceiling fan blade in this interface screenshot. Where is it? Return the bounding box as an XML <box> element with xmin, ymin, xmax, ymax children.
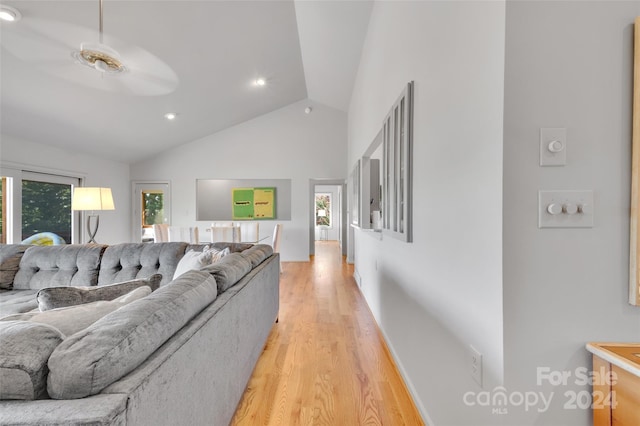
<box><xmin>118</xmin><ymin>68</ymin><xmax>179</xmax><ymax>96</ymax></box>
<box><xmin>96</xmin><ymin>74</ymin><xmax>140</xmax><ymax>96</ymax></box>
<box><xmin>1</xmin><ymin>17</ymin><xmax>179</xmax><ymax>96</ymax></box>
<box><xmin>114</xmin><ymin>45</ymin><xmax>179</xmax><ymax>95</ymax></box>
<box><xmin>2</xmin><ymin>18</ymin><xmax>92</xmax><ymax>60</ymax></box>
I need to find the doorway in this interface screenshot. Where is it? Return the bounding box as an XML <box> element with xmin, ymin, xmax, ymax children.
<box><xmin>308</xmin><ymin>179</ymin><xmax>346</xmax><ymax>257</ymax></box>
<box><xmin>131</xmin><ymin>181</ymin><xmax>171</xmax><ymax>242</ymax></box>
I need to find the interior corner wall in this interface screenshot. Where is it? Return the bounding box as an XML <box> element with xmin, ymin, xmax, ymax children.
<box><xmin>503</xmin><ymin>2</ymin><xmax>640</xmax><ymax>425</ymax></box>
<box><xmin>348</xmin><ymin>2</ymin><xmax>506</xmax><ymax>425</ymax></box>
<box><xmin>130</xmin><ymin>100</ymin><xmax>347</xmax><ymax>262</ymax></box>
<box><xmin>0</xmin><ymin>135</ymin><xmax>131</xmax><ymax>244</ymax></box>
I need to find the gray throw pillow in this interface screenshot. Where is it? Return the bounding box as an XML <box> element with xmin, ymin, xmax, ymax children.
<box><xmin>47</xmin><ymin>270</ymin><xmax>217</xmax><ymax>399</ymax></box>
<box><xmin>0</xmin><ymin>245</ymin><xmax>29</xmax><ymax>290</ymax></box>
<box><xmin>3</xmin><ymin>287</ymin><xmax>151</xmax><ymax>337</ymax></box>
<box><xmin>200</xmin><ymin>252</ymin><xmax>252</xmax><ymax>293</ymax></box>
<box><xmin>0</xmin><ymin>321</ymin><xmax>64</xmax><ymax>400</ymax></box>
<box><xmin>240</xmin><ymin>244</ymin><xmax>273</xmax><ymax>267</ymax></box>
<box><xmin>36</xmin><ymin>274</ymin><xmax>162</xmax><ymax>311</ymax></box>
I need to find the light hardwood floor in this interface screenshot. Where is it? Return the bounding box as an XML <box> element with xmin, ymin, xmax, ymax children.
<box><xmin>231</xmin><ymin>241</ymin><xmax>424</xmax><ymax>426</ymax></box>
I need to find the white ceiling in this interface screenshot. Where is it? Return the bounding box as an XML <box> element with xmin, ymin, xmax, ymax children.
<box><xmin>295</xmin><ymin>0</ymin><xmax>372</xmax><ymax>112</ymax></box>
<box><xmin>0</xmin><ymin>0</ymin><xmax>372</xmax><ymax>163</ymax></box>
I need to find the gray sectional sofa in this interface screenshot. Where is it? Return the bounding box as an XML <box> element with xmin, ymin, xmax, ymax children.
<box><xmin>0</xmin><ymin>241</ymin><xmax>280</xmax><ymax>425</ymax></box>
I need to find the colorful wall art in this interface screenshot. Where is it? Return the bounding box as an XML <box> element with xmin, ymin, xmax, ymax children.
<box><xmin>232</xmin><ymin>187</ymin><xmax>276</xmax><ymax>219</ymax></box>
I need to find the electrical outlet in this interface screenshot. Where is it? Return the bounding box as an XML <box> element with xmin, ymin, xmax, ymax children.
<box><xmin>469</xmin><ymin>345</ymin><xmax>483</xmax><ymax>387</ymax></box>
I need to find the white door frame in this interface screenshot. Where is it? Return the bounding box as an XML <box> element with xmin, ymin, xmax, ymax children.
<box><xmin>308</xmin><ymin>178</ymin><xmax>346</xmax><ymax>257</ymax></box>
<box><xmin>131</xmin><ymin>181</ymin><xmax>171</xmax><ymax>242</ymax></box>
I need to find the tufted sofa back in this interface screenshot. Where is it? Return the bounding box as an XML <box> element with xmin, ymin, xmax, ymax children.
<box><xmin>98</xmin><ymin>242</ymin><xmax>188</xmax><ymax>287</ymax></box>
<box><xmin>0</xmin><ymin>245</ymin><xmax>30</xmax><ymax>290</ymax></box>
<box><xmin>186</xmin><ymin>242</ymin><xmax>253</xmax><ymax>254</ymax></box>
<box><xmin>13</xmin><ymin>245</ymin><xmax>107</xmax><ymax>290</ymax></box>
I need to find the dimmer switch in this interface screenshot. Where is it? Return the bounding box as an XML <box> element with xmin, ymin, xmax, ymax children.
<box><xmin>538</xmin><ymin>190</ymin><xmax>594</xmax><ymax>228</ymax></box>
<box><xmin>540</xmin><ymin>128</ymin><xmax>567</xmax><ymax>166</ymax></box>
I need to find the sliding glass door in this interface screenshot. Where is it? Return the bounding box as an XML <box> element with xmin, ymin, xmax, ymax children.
<box><xmin>0</xmin><ymin>169</ymin><xmax>80</xmax><ymax>244</ymax></box>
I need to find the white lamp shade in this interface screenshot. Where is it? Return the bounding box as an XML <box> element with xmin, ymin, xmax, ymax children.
<box><xmin>72</xmin><ymin>187</ymin><xmax>115</xmax><ymax>211</ymax></box>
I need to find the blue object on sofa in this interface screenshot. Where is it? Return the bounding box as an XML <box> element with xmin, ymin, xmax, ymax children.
<box><xmin>20</xmin><ymin>232</ymin><xmax>66</xmax><ymax>246</ymax></box>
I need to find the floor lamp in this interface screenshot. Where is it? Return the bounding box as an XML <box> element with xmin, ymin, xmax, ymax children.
<box><xmin>72</xmin><ymin>187</ymin><xmax>115</xmax><ymax>243</ymax></box>
<box><xmin>317</xmin><ymin>209</ymin><xmax>328</xmax><ymax>240</ymax></box>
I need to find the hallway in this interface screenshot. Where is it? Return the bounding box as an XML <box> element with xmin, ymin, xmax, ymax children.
<box><xmin>231</xmin><ymin>241</ymin><xmax>424</xmax><ymax>425</ymax></box>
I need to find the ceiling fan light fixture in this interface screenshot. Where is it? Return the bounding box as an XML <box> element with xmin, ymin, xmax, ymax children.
<box><xmin>72</xmin><ymin>0</ymin><xmax>127</xmax><ymax>75</ymax></box>
<box><xmin>72</xmin><ymin>43</ymin><xmax>126</xmax><ymax>74</ymax></box>
<box><xmin>94</xmin><ymin>59</ymin><xmax>109</xmax><ymax>73</ymax></box>
<box><xmin>0</xmin><ymin>5</ymin><xmax>21</xmax><ymax>22</ymax></box>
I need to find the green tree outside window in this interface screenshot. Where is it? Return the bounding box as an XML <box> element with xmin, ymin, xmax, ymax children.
<box><xmin>315</xmin><ymin>194</ymin><xmax>331</xmax><ymax>227</ymax></box>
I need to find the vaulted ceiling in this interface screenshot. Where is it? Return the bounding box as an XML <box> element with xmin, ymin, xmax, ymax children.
<box><xmin>0</xmin><ymin>0</ymin><xmax>372</xmax><ymax>163</ymax></box>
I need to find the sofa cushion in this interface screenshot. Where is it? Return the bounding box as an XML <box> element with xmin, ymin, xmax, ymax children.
<box><xmin>0</xmin><ymin>321</ymin><xmax>64</xmax><ymax>400</ymax></box>
<box><xmin>187</xmin><ymin>242</ymin><xmax>253</xmax><ymax>253</ymax></box>
<box><xmin>200</xmin><ymin>252</ymin><xmax>252</xmax><ymax>293</ymax></box>
<box><xmin>47</xmin><ymin>270</ymin><xmax>217</xmax><ymax>399</ymax></box>
<box><xmin>0</xmin><ymin>290</ymin><xmax>39</xmax><ymax>317</ymax></box>
<box><xmin>13</xmin><ymin>245</ymin><xmax>107</xmax><ymax>290</ymax></box>
<box><xmin>173</xmin><ymin>247</ymin><xmax>230</xmax><ymax>280</ymax></box>
<box><xmin>0</xmin><ymin>245</ymin><xmax>30</xmax><ymax>290</ymax></box>
<box><xmin>2</xmin><ymin>287</ymin><xmax>151</xmax><ymax>337</ymax></box>
<box><xmin>240</xmin><ymin>244</ymin><xmax>274</xmax><ymax>267</ymax></box>
<box><xmin>98</xmin><ymin>243</ymin><xmax>187</xmax><ymax>287</ymax></box>
<box><xmin>36</xmin><ymin>274</ymin><xmax>161</xmax><ymax>311</ymax></box>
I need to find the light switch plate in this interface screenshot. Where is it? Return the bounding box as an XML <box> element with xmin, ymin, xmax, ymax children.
<box><xmin>538</xmin><ymin>190</ymin><xmax>594</xmax><ymax>228</ymax></box>
<box><xmin>540</xmin><ymin>128</ymin><xmax>567</xmax><ymax>166</ymax></box>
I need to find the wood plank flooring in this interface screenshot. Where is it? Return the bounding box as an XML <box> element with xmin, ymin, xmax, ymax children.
<box><xmin>231</xmin><ymin>241</ymin><xmax>424</xmax><ymax>426</ymax></box>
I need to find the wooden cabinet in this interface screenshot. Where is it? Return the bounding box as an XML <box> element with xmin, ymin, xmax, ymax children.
<box><xmin>587</xmin><ymin>343</ymin><xmax>640</xmax><ymax>426</ymax></box>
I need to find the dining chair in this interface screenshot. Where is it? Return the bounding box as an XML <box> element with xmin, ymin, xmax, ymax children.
<box><xmin>238</xmin><ymin>221</ymin><xmax>259</xmax><ymax>243</ymax></box>
<box><xmin>271</xmin><ymin>224</ymin><xmax>283</xmax><ymax>273</ymax></box>
<box><xmin>209</xmin><ymin>225</ymin><xmax>240</xmax><ymax>243</ymax></box>
<box><xmin>152</xmin><ymin>224</ymin><xmax>170</xmax><ymax>242</ymax></box>
<box><xmin>168</xmin><ymin>226</ymin><xmax>200</xmax><ymax>244</ymax></box>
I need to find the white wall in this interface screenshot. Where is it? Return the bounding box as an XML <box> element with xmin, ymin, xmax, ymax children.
<box><xmin>348</xmin><ymin>2</ymin><xmax>506</xmax><ymax>425</ymax></box>
<box><xmin>0</xmin><ymin>134</ymin><xmax>131</xmax><ymax>244</ymax></box>
<box><xmin>315</xmin><ymin>184</ymin><xmax>340</xmax><ymax>241</ymax></box>
<box><xmin>130</xmin><ymin>100</ymin><xmax>347</xmax><ymax>261</ymax></box>
<box><xmin>503</xmin><ymin>2</ymin><xmax>640</xmax><ymax>425</ymax></box>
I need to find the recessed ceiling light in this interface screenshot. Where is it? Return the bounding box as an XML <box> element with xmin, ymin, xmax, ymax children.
<box><xmin>164</xmin><ymin>112</ymin><xmax>178</xmax><ymax>120</ymax></box>
<box><xmin>0</xmin><ymin>5</ymin><xmax>21</xmax><ymax>22</ymax></box>
<box><xmin>254</xmin><ymin>78</ymin><xmax>266</xmax><ymax>87</ymax></box>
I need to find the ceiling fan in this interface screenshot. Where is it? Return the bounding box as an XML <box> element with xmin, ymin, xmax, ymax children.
<box><xmin>0</xmin><ymin>0</ymin><xmax>179</xmax><ymax>96</ymax></box>
<box><xmin>71</xmin><ymin>0</ymin><xmax>126</xmax><ymax>74</ymax></box>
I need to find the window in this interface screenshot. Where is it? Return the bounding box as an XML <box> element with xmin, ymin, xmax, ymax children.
<box><xmin>315</xmin><ymin>193</ymin><xmax>331</xmax><ymax>227</ymax></box>
<box><xmin>382</xmin><ymin>82</ymin><xmax>413</xmax><ymax>242</ymax></box>
<box><xmin>22</xmin><ymin>179</ymin><xmax>73</xmax><ymax>243</ymax></box>
<box><xmin>143</xmin><ymin>191</ymin><xmax>165</xmax><ymax>226</ymax></box>
<box><xmin>360</xmin><ymin>130</ymin><xmax>383</xmax><ymax>230</ymax></box>
<box><xmin>0</xmin><ymin>170</ymin><xmax>80</xmax><ymax>244</ymax></box>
